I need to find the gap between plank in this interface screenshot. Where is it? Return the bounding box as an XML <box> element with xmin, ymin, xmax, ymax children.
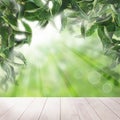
<box><xmin>85</xmin><ymin>98</ymin><xmax>102</xmax><ymax>120</ymax></box>
<box><xmin>99</xmin><ymin>98</ymin><xmax>120</xmax><ymax>119</ymax></box>
<box><xmin>38</xmin><ymin>98</ymin><xmax>48</xmax><ymax>120</ymax></box>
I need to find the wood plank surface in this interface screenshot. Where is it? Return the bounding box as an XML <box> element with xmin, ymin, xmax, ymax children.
<box><xmin>0</xmin><ymin>98</ymin><xmax>18</xmax><ymax>117</ymax></box>
<box><xmin>61</xmin><ymin>98</ymin><xmax>79</xmax><ymax>120</ymax></box>
<box><xmin>0</xmin><ymin>98</ymin><xmax>119</xmax><ymax>120</ymax></box>
<box><xmin>75</xmin><ymin>98</ymin><xmax>100</xmax><ymax>120</ymax></box>
<box><xmin>0</xmin><ymin>98</ymin><xmax>34</xmax><ymax>120</ymax></box>
<box><xmin>18</xmin><ymin>98</ymin><xmax>47</xmax><ymax>120</ymax></box>
<box><xmin>100</xmin><ymin>98</ymin><xmax>120</xmax><ymax>119</ymax></box>
<box><xmin>39</xmin><ymin>98</ymin><xmax>60</xmax><ymax>120</ymax></box>
<box><xmin>86</xmin><ymin>98</ymin><xmax>120</xmax><ymax>120</ymax></box>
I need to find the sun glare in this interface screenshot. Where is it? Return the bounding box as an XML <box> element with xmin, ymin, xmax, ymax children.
<box><xmin>17</xmin><ymin>15</ymin><xmax>61</xmax><ymax>56</ymax></box>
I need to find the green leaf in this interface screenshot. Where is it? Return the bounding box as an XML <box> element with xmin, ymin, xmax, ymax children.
<box><xmin>34</xmin><ymin>0</ymin><xmax>44</xmax><ymax>7</ymax></box>
<box><xmin>13</xmin><ymin>51</ymin><xmax>26</xmax><ymax>65</ymax></box>
<box><xmin>96</xmin><ymin>15</ymin><xmax>112</xmax><ymax>24</ymax></box>
<box><xmin>52</xmin><ymin>0</ymin><xmax>62</xmax><ymax>15</ymax></box>
<box><xmin>80</xmin><ymin>22</ymin><xmax>86</xmax><ymax>38</ymax></box>
<box><xmin>61</xmin><ymin>14</ymin><xmax>67</xmax><ymax>30</ymax></box>
<box><xmin>97</xmin><ymin>26</ymin><xmax>112</xmax><ymax>48</ymax></box>
<box><xmin>7</xmin><ymin>15</ymin><xmax>17</xmax><ymax>27</ymax></box>
<box><xmin>40</xmin><ymin>20</ymin><xmax>48</xmax><ymax>27</ymax></box>
<box><xmin>24</xmin><ymin>1</ymin><xmax>39</xmax><ymax>11</ymax></box>
<box><xmin>22</xmin><ymin>21</ymin><xmax>32</xmax><ymax>44</ymax></box>
<box><xmin>86</xmin><ymin>24</ymin><xmax>97</xmax><ymax>37</ymax></box>
<box><xmin>1</xmin><ymin>63</ymin><xmax>16</xmax><ymax>86</ymax></box>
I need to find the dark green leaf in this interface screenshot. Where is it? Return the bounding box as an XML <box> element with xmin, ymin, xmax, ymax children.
<box><xmin>86</xmin><ymin>24</ymin><xmax>97</xmax><ymax>37</ymax></box>
<box><xmin>80</xmin><ymin>22</ymin><xmax>85</xmax><ymax>38</ymax></box>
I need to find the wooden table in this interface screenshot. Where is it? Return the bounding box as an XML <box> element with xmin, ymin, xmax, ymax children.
<box><xmin>0</xmin><ymin>98</ymin><xmax>120</xmax><ymax>120</ymax></box>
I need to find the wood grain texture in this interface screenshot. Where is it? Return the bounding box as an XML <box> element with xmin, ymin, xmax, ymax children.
<box><xmin>100</xmin><ymin>98</ymin><xmax>120</xmax><ymax>119</ymax></box>
<box><xmin>0</xmin><ymin>98</ymin><xmax>34</xmax><ymax>120</ymax></box>
<box><xmin>39</xmin><ymin>98</ymin><xmax>60</xmax><ymax>120</ymax></box>
<box><xmin>61</xmin><ymin>98</ymin><xmax>80</xmax><ymax>120</ymax></box>
<box><xmin>0</xmin><ymin>98</ymin><xmax>120</xmax><ymax>120</ymax></box>
<box><xmin>75</xmin><ymin>98</ymin><xmax>100</xmax><ymax>120</ymax></box>
<box><xmin>18</xmin><ymin>98</ymin><xmax>47</xmax><ymax>120</ymax></box>
<box><xmin>86</xmin><ymin>98</ymin><xmax>120</xmax><ymax>120</ymax></box>
<box><xmin>0</xmin><ymin>98</ymin><xmax>18</xmax><ymax>117</ymax></box>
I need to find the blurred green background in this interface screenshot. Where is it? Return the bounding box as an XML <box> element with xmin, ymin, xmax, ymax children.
<box><xmin>0</xmin><ymin>23</ymin><xmax>120</xmax><ymax>97</ymax></box>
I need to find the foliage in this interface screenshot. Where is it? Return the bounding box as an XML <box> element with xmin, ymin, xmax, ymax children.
<box><xmin>0</xmin><ymin>0</ymin><xmax>120</xmax><ymax>89</ymax></box>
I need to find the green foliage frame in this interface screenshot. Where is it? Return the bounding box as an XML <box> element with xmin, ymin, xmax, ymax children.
<box><xmin>0</xmin><ymin>0</ymin><xmax>120</xmax><ymax>89</ymax></box>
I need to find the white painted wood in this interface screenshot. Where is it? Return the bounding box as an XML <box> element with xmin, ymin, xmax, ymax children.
<box><xmin>74</xmin><ymin>98</ymin><xmax>100</xmax><ymax>120</ymax></box>
<box><xmin>61</xmin><ymin>98</ymin><xmax>80</xmax><ymax>120</ymax></box>
<box><xmin>0</xmin><ymin>98</ymin><xmax>34</xmax><ymax>120</ymax></box>
<box><xmin>19</xmin><ymin>98</ymin><xmax>46</xmax><ymax>120</ymax></box>
<box><xmin>39</xmin><ymin>98</ymin><xmax>60</xmax><ymax>120</ymax></box>
<box><xmin>87</xmin><ymin>98</ymin><xmax>120</xmax><ymax>120</ymax></box>
<box><xmin>100</xmin><ymin>98</ymin><xmax>120</xmax><ymax>119</ymax></box>
<box><xmin>111</xmin><ymin>98</ymin><xmax>120</xmax><ymax>104</ymax></box>
<box><xmin>0</xmin><ymin>98</ymin><xmax>18</xmax><ymax>116</ymax></box>
<box><xmin>0</xmin><ymin>98</ymin><xmax>120</xmax><ymax>120</ymax></box>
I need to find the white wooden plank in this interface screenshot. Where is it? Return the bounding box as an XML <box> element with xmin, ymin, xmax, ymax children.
<box><xmin>0</xmin><ymin>98</ymin><xmax>18</xmax><ymax>116</ymax></box>
<box><xmin>87</xmin><ymin>98</ymin><xmax>120</xmax><ymax>120</ymax></box>
<box><xmin>61</xmin><ymin>98</ymin><xmax>80</xmax><ymax>120</ymax></box>
<box><xmin>74</xmin><ymin>98</ymin><xmax>100</xmax><ymax>120</ymax></box>
<box><xmin>100</xmin><ymin>98</ymin><xmax>120</xmax><ymax>119</ymax></box>
<box><xmin>19</xmin><ymin>98</ymin><xmax>47</xmax><ymax>120</ymax></box>
<box><xmin>0</xmin><ymin>98</ymin><xmax>120</xmax><ymax>120</ymax></box>
<box><xmin>111</xmin><ymin>98</ymin><xmax>120</xmax><ymax>104</ymax></box>
<box><xmin>0</xmin><ymin>98</ymin><xmax>34</xmax><ymax>120</ymax></box>
<box><xmin>39</xmin><ymin>98</ymin><xmax>60</xmax><ymax>120</ymax></box>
